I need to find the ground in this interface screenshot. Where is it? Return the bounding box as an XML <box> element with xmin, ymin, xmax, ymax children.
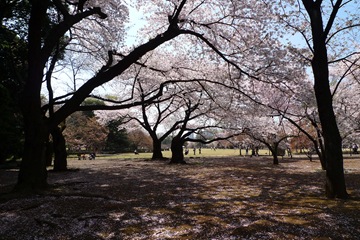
<box><xmin>0</xmin><ymin>156</ymin><xmax>359</xmax><ymax>240</ymax></box>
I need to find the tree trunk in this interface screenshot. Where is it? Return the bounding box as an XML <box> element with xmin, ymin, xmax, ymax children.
<box><xmin>52</xmin><ymin>126</ymin><xmax>67</xmax><ymax>171</ymax></box>
<box><xmin>169</xmin><ymin>137</ymin><xmax>186</xmax><ymax>164</ymax></box>
<box><xmin>315</xmin><ymin>124</ymin><xmax>327</xmax><ymax>170</ymax></box>
<box><xmin>314</xmin><ymin>144</ymin><xmax>326</xmax><ymax>170</ymax></box>
<box><xmin>151</xmin><ymin>139</ymin><xmax>164</xmax><ymax>160</ymax></box>
<box><xmin>304</xmin><ymin>0</ymin><xmax>348</xmax><ymax>198</ymax></box>
<box><xmin>314</xmin><ymin>67</ymin><xmax>348</xmax><ymax>198</ymax></box>
<box><xmin>16</xmin><ymin>114</ymin><xmax>49</xmax><ymax>191</ymax></box>
<box><xmin>265</xmin><ymin>142</ymin><xmax>279</xmax><ymax>165</ymax></box>
<box><xmin>15</xmin><ymin>1</ymin><xmax>49</xmax><ymax>192</ymax></box>
<box><xmin>319</xmin><ymin>151</ymin><xmax>326</xmax><ymax>170</ymax></box>
<box><xmin>270</xmin><ymin>148</ymin><xmax>279</xmax><ymax>165</ymax></box>
<box><xmin>273</xmin><ymin>155</ymin><xmax>279</xmax><ymax>165</ymax></box>
<box><xmin>45</xmin><ymin>139</ymin><xmax>53</xmax><ymax>167</ymax></box>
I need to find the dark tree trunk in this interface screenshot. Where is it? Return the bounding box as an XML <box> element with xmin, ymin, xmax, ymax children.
<box><xmin>272</xmin><ymin>154</ymin><xmax>279</xmax><ymax>165</ymax></box>
<box><xmin>314</xmin><ymin>123</ymin><xmax>327</xmax><ymax>170</ymax></box>
<box><xmin>16</xmin><ymin>114</ymin><xmax>49</xmax><ymax>191</ymax></box>
<box><xmin>15</xmin><ymin>1</ymin><xmax>49</xmax><ymax>191</ymax></box>
<box><xmin>169</xmin><ymin>137</ymin><xmax>186</xmax><ymax>164</ymax></box>
<box><xmin>273</xmin><ymin>143</ymin><xmax>281</xmax><ymax>165</ymax></box>
<box><xmin>313</xmin><ymin>64</ymin><xmax>348</xmax><ymax>198</ymax></box>
<box><xmin>303</xmin><ymin>0</ymin><xmax>348</xmax><ymax>198</ymax></box>
<box><xmin>264</xmin><ymin>142</ymin><xmax>279</xmax><ymax>165</ymax></box>
<box><xmin>314</xmin><ymin>144</ymin><xmax>326</xmax><ymax>170</ymax></box>
<box><xmin>151</xmin><ymin>139</ymin><xmax>164</xmax><ymax>160</ymax></box>
<box><xmin>269</xmin><ymin>148</ymin><xmax>279</xmax><ymax>165</ymax></box>
<box><xmin>318</xmin><ymin>152</ymin><xmax>326</xmax><ymax>170</ymax></box>
<box><xmin>45</xmin><ymin>139</ymin><xmax>53</xmax><ymax>167</ymax></box>
<box><xmin>52</xmin><ymin>126</ymin><xmax>67</xmax><ymax>171</ymax></box>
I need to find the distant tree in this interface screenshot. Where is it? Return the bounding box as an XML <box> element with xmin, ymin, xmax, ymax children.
<box><xmin>269</xmin><ymin>80</ymin><xmax>327</xmax><ymax>168</ymax></box>
<box><xmin>331</xmin><ymin>66</ymin><xmax>360</xmax><ymax>149</ymax></box>
<box><xmin>168</xmin><ymin>95</ymin><xmax>242</xmax><ymax>164</ymax></box>
<box><xmin>127</xmin><ymin>128</ymin><xmax>152</xmax><ymax>152</ymax></box>
<box><xmin>81</xmin><ymin>98</ymin><xmax>105</xmax><ymax>118</ymax></box>
<box><xmin>126</xmin><ymin>79</ymin><xmax>199</xmax><ymax>160</ymax></box>
<box><xmin>244</xmin><ymin>117</ymin><xmax>292</xmax><ymax>165</ymax></box>
<box><xmin>64</xmin><ymin>111</ymin><xmax>108</xmax><ymax>152</ymax></box>
<box><xmin>104</xmin><ymin>118</ymin><xmax>131</xmax><ymax>153</ymax></box>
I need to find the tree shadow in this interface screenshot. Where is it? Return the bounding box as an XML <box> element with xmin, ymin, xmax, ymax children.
<box><xmin>0</xmin><ymin>157</ymin><xmax>359</xmax><ymax>239</ymax></box>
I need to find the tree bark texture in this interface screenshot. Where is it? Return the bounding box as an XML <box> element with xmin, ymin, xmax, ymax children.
<box><xmin>272</xmin><ymin>152</ymin><xmax>279</xmax><ymax>165</ymax></box>
<box><xmin>303</xmin><ymin>0</ymin><xmax>348</xmax><ymax>198</ymax></box>
<box><xmin>52</xmin><ymin>126</ymin><xmax>68</xmax><ymax>171</ymax></box>
<box><xmin>170</xmin><ymin>137</ymin><xmax>186</xmax><ymax>164</ymax></box>
<box><xmin>45</xmin><ymin>140</ymin><xmax>53</xmax><ymax>167</ymax></box>
<box><xmin>16</xmin><ymin>1</ymin><xmax>49</xmax><ymax>191</ymax></box>
<box><xmin>151</xmin><ymin>140</ymin><xmax>164</xmax><ymax>160</ymax></box>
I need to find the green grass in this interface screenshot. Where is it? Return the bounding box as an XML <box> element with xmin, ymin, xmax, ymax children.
<box><xmin>68</xmin><ymin>148</ymin><xmax>273</xmax><ymax>160</ymax></box>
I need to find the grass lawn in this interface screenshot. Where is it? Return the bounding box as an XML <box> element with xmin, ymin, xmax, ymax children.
<box><xmin>72</xmin><ymin>148</ymin><xmax>275</xmax><ymax>160</ymax></box>
<box><xmin>71</xmin><ymin>148</ymin><xmax>357</xmax><ymax>161</ymax></box>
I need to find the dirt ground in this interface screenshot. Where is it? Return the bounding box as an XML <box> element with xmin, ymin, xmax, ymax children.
<box><xmin>1</xmin><ymin>156</ymin><xmax>360</xmax><ymax>240</ymax></box>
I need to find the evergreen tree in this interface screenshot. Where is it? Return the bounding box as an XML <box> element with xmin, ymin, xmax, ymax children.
<box><xmin>105</xmin><ymin>119</ymin><xmax>130</xmax><ymax>153</ymax></box>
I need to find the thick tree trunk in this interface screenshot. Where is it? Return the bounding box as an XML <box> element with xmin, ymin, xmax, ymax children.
<box><xmin>273</xmin><ymin>155</ymin><xmax>279</xmax><ymax>165</ymax></box>
<box><xmin>264</xmin><ymin>142</ymin><xmax>279</xmax><ymax>165</ymax></box>
<box><xmin>151</xmin><ymin>140</ymin><xmax>164</xmax><ymax>160</ymax></box>
<box><xmin>16</xmin><ymin>114</ymin><xmax>49</xmax><ymax>191</ymax></box>
<box><xmin>52</xmin><ymin>126</ymin><xmax>67</xmax><ymax>171</ymax></box>
<box><xmin>15</xmin><ymin>1</ymin><xmax>49</xmax><ymax>192</ymax></box>
<box><xmin>313</xmin><ymin>65</ymin><xmax>348</xmax><ymax>198</ymax></box>
<box><xmin>304</xmin><ymin>1</ymin><xmax>348</xmax><ymax>198</ymax></box>
<box><xmin>169</xmin><ymin>137</ymin><xmax>186</xmax><ymax>164</ymax></box>
<box><xmin>269</xmin><ymin>148</ymin><xmax>279</xmax><ymax>165</ymax></box>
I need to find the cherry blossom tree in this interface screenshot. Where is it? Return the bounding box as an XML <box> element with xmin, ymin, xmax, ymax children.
<box><xmin>126</xmin><ymin>91</ymin><xmax>184</xmax><ymax>160</ymax></box>
<box><xmin>272</xmin><ymin>0</ymin><xmax>360</xmax><ymax>198</ymax></box>
<box><xmin>330</xmin><ymin>57</ymin><xmax>360</xmax><ymax>148</ymax></box>
<box><xmin>269</xmin><ymin>78</ymin><xmax>327</xmax><ymax>168</ymax></box>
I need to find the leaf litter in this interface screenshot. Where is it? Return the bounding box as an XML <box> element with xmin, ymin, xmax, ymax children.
<box><xmin>0</xmin><ymin>157</ymin><xmax>359</xmax><ymax>239</ymax></box>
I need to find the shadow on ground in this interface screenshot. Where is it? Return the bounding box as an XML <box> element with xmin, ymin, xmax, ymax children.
<box><xmin>0</xmin><ymin>157</ymin><xmax>359</xmax><ymax>239</ymax></box>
